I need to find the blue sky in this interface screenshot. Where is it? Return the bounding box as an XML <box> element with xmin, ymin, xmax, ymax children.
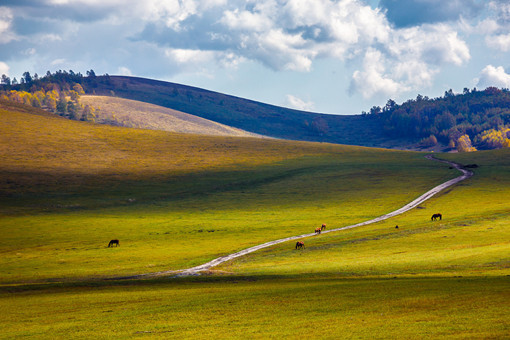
<box><xmin>1</xmin><ymin>0</ymin><xmax>510</xmax><ymax>114</ymax></box>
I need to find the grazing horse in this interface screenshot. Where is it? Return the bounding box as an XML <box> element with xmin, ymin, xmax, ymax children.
<box><xmin>108</xmin><ymin>239</ymin><xmax>120</xmax><ymax>247</ymax></box>
<box><xmin>321</xmin><ymin>224</ymin><xmax>326</xmax><ymax>231</ymax></box>
<box><xmin>431</xmin><ymin>213</ymin><xmax>442</xmax><ymax>221</ymax></box>
<box><xmin>295</xmin><ymin>241</ymin><xmax>305</xmax><ymax>250</ymax></box>
<box><xmin>315</xmin><ymin>227</ymin><xmax>321</xmax><ymax>234</ymax></box>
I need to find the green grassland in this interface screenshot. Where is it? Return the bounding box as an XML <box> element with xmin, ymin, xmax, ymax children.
<box><xmin>217</xmin><ymin>148</ymin><xmax>510</xmax><ymax>278</ymax></box>
<box><xmin>1</xmin><ymin>100</ymin><xmax>508</xmax><ymax>338</ymax></box>
<box><xmin>0</xmin><ymin>100</ymin><xmax>456</xmax><ymax>283</ymax></box>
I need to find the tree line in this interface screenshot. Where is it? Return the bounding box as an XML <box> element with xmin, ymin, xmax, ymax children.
<box><xmin>0</xmin><ymin>70</ymin><xmax>114</xmax><ymax>122</ymax></box>
<box><xmin>363</xmin><ymin>87</ymin><xmax>510</xmax><ymax>151</ymax></box>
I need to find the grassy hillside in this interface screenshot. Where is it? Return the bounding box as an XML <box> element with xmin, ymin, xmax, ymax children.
<box><xmin>1</xmin><ymin>101</ymin><xmax>508</xmax><ymax>338</ymax></box>
<box><xmin>87</xmin><ymin>75</ymin><xmax>396</xmax><ymax>146</ymax></box>
<box><xmin>218</xmin><ymin>148</ymin><xmax>510</xmax><ymax>278</ymax></box>
<box><xmin>80</xmin><ymin>95</ymin><xmax>262</xmax><ymax>137</ymax></box>
<box><xmin>0</xmin><ymin>99</ymin><xmax>456</xmax><ymax>283</ymax></box>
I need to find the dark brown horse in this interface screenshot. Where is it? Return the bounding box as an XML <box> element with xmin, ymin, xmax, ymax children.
<box><xmin>108</xmin><ymin>239</ymin><xmax>119</xmax><ymax>247</ymax></box>
<box><xmin>295</xmin><ymin>241</ymin><xmax>305</xmax><ymax>249</ymax></box>
<box><xmin>315</xmin><ymin>227</ymin><xmax>321</xmax><ymax>234</ymax></box>
<box><xmin>431</xmin><ymin>213</ymin><xmax>442</xmax><ymax>221</ymax></box>
<box><xmin>321</xmin><ymin>224</ymin><xmax>326</xmax><ymax>231</ymax></box>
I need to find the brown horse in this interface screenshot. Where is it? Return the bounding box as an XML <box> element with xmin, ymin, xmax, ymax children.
<box><xmin>315</xmin><ymin>227</ymin><xmax>321</xmax><ymax>234</ymax></box>
<box><xmin>321</xmin><ymin>224</ymin><xmax>326</xmax><ymax>231</ymax></box>
<box><xmin>431</xmin><ymin>213</ymin><xmax>442</xmax><ymax>221</ymax></box>
<box><xmin>295</xmin><ymin>241</ymin><xmax>305</xmax><ymax>249</ymax></box>
<box><xmin>108</xmin><ymin>239</ymin><xmax>119</xmax><ymax>247</ymax></box>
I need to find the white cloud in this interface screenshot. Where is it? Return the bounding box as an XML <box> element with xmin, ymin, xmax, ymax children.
<box><xmin>393</xmin><ymin>60</ymin><xmax>437</xmax><ymax>89</ymax></box>
<box><xmin>388</xmin><ymin>25</ymin><xmax>470</xmax><ymax>66</ymax></box>
<box><xmin>51</xmin><ymin>58</ymin><xmax>67</xmax><ymax>66</ymax></box>
<box><xmin>285</xmin><ymin>94</ymin><xmax>315</xmax><ymax>111</ymax></box>
<box><xmin>23</xmin><ymin>48</ymin><xmax>36</xmax><ymax>56</ymax></box>
<box><xmin>164</xmin><ymin>48</ymin><xmax>245</xmax><ymax>72</ymax></box>
<box><xmin>475</xmin><ymin>18</ymin><xmax>499</xmax><ymax>35</ymax></box>
<box><xmin>483</xmin><ymin>1</ymin><xmax>510</xmax><ymax>51</ymax></box>
<box><xmin>0</xmin><ymin>61</ymin><xmax>9</xmax><ymax>76</ymax></box>
<box><xmin>477</xmin><ymin>65</ymin><xmax>510</xmax><ymax>88</ymax></box>
<box><xmin>349</xmin><ymin>24</ymin><xmax>469</xmax><ymax>99</ymax></box>
<box><xmin>165</xmin><ymin>48</ymin><xmax>216</xmax><ymax>64</ymax></box>
<box><xmin>350</xmin><ymin>49</ymin><xmax>405</xmax><ymax>99</ymax></box>
<box><xmin>0</xmin><ymin>7</ymin><xmax>16</xmax><ymax>44</ymax></box>
<box><xmin>40</xmin><ymin>34</ymin><xmax>63</xmax><ymax>42</ymax></box>
<box><xmin>486</xmin><ymin>33</ymin><xmax>510</xmax><ymax>51</ymax></box>
<box><xmin>117</xmin><ymin>66</ymin><xmax>132</xmax><ymax>76</ymax></box>
<box><xmin>221</xmin><ymin>9</ymin><xmax>273</xmax><ymax>32</ymax></box>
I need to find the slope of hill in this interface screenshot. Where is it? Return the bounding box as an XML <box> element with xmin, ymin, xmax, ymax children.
<box><xmin>80</xmin><ymin>95</ymin><xmax>262</xmax><ymax>137</ymax></box>
<box><xmin>0</xmin><ymin>99</ymin><xmax>456</xmax><ymax>282</ymax></box>
<box><xmin>1</xmin><ymin>99</ymin><xmax>508</xmax><ymax>339</ymax></box>
<box><xmin>87</xmin><ymin>75</ymin><xmax>394</xmax><ymax>147</ymax></box>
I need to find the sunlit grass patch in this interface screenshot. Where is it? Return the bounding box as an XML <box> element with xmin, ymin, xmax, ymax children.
<box><xmin>1</xmin><ymin>276</ymin><xmax>508</xmax><ymax>339</ymax></box>
<box><xmin>0</xmin><ymin>103</ymin><xmax>458</xmax><ymax>283</ymax></box>
<box><xmin>218</xmin><ymin>148</ymin><xmax>510</xmax><ymax>278</ymax></box>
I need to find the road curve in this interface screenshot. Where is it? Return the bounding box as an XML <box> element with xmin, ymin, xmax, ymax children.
<box><xmin>130</xmin><ymin>155</ymin><xmax>473</xmax><ymax>279</ymax></box>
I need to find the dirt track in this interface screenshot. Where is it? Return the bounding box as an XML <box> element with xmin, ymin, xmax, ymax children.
<box><xmin>124</xmin><ymin>155</ymin><xmax>473</xmax><ymax>279</ymax></box>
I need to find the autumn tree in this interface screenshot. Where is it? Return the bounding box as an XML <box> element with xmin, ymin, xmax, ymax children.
<box><xmin>73</xmin><ymin>83</ymin><xmax>85</xmax><ymax>95</ymax></box>
<box><xmin>475</xmin><ymin>127</ymin><xmax>510</xmax><ymax>149</ymax></box>
<box><xmin>456</xmin><ymin>134</ymin><xmax>477</xmax><ymax>152</ymax></box>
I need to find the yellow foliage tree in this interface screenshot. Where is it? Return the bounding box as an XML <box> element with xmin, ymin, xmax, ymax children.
<box><xmin>72</xmin><ymin>83</ymin><xmax>85</xmax><ymax>95</ymax></box>
<box><xmin>476</xmin><ymin>127</ymin><xmax>510</xmax><ymax>149</ymax></box>
<box><xmin>456</xmin><ymin>134</ymin><xmax>477</xmax><ymax>152</ymax></box>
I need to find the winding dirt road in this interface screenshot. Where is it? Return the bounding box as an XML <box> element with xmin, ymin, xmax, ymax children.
<box><xmin>128</xmin><ymin>155</ymin><xmax>473</xmax><ymax>279</ymax></box>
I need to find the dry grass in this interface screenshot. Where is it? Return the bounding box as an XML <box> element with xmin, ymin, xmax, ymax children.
<box><xmin>80</xmin><ymin>95</ymin><xmax>262</xmax><ymax>137</ymax></box>
<box><xmin>0</xmin><ymin>101</ymin><xmax>345</xmax><ymax>198</ymax></box>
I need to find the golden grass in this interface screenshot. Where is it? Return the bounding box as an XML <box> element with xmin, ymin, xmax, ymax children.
<box><xmin>80</xmin><ymin>95</ymin><xmax>261</xmax><ymax>137</ymax></box>
<box><xmin>0</xmin><ymin>101</ymin><xmax>339</xmax><ymax>196</ymax></box>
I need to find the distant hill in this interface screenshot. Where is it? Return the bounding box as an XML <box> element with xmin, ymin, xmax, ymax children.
<box><xmin>85</xmin><ymin>76</ymin><xmax>395</xmax><ymax>148</ymax></box>
<box><xmin>2</xmin><ymin>71</ymin><xmax>510</xmax><ymax>151</ymax></box>
<box><xmin>80</xmin><ymin>95</ymin><xmax>262</xmax><ymax>138</ymax></box>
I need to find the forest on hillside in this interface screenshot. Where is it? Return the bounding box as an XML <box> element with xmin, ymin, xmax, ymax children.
<box><xmin>364</xmin><ymin>88</ymin><xmax>510</xmax><ymax>151</ymax></box>
<box><xmin>0</xmin><ymin>70</ymin><xmax>116</xmax><ymax>124</ymax></box>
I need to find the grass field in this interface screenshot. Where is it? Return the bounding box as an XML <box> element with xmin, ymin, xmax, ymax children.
<box><xmin>0</xmin><ymin>101</ymin><xmax>456</xmax><ymax>283</ymax></box>
<box><xmin>216</xmin><ymin>150</ymin><xmax>510</xmax><ymax>278</ymax></box>
<box><xmin>0</xmin><ymin>100</ymin><xmax>508</xmax><ymax>338</ymax></box>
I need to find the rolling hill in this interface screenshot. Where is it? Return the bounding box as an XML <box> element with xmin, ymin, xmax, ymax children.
<box><xmin>85</xmin><ymin>75</ymin><xmax>398</xmax><ymax>147</ymax></box>
<box><xmin>79</xmin><ymin>95</ymin><xmax>262</xmax><ymax>137</ymax></box>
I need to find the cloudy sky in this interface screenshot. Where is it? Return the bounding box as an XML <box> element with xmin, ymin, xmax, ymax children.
<box><xmin>1</xmin><ymin>0</ymin><xmax>510</xmax><ymax>114</ymax></box>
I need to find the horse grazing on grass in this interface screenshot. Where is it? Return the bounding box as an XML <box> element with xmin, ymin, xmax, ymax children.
<box><xmin>431</xmin><ymin>213</ymin><xmax>442</xmax><ymax>221</ymax></box>
<box><xmin>321</xmin><ymin>224</ymin><xmax>326</xmax><ymax>231</ymax></box>
<box><xmin>108</xmin><ymin>239</ymin><xmax>120</xmax><ymax>247</ymax></box>
<box><xmin>315</xmin><ymin>227</ymin><xmax>321</xmax><ymax>235</ymax></box>
<box><xmin>295</xmin><ymin>241</ymin><xmax>305</xmax><ymax>250</ymax></box>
